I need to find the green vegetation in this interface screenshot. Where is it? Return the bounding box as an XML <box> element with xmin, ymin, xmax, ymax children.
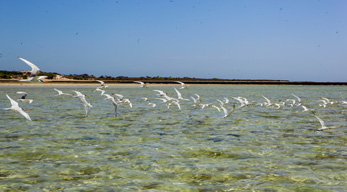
<box><xmin>0</xmin><ymin>70</ymin><xmax>23</xmax><ymax>79</ymax></box>
<box><xmin>0</xmin><ymin>70</ymin><xmax>227</xmax><ymax>81</ymax></box>
<box><xmin>0</xmin><ymin>70</ymin><xmax>294</xmax><ymax>83</ymax></box>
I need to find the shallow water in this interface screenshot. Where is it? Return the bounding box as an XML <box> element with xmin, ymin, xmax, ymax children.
<box><xmin>0</xmin><ymin>84</ymin><xmax>346</xmax><ymax>191</ymax></box>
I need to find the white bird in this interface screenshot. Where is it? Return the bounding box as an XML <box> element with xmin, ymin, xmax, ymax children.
<box><xmin>175</xmin><ymin>81</ymin><xmax>188</xmax><ymax>89</ymax></box>
<box><xmin>73</xmin><ymin>91</ymin><xmax>93</xmax><ymax>116</ymax></box>
<box><xmin>174</xmin><ymin>88</ymin><xmax>189</xmax><ymax>101</ymax></box>
<box><xmin>133</xmin><ymin>81</ymin><xmax>147</xmax><ymax>88</ymax></box>
<box><xmin>292</xmin><ymin>94</ymin><xmax>302</xmax><ymax>106</ymax></box>
<box><xmin>17</xmin><ymin>57</ymin><xmax>47</xmax><ymax>83</ymax></box>
<box><xmin>318</xmin><ymin>99</ymin><xmax>328</xmax><ymax>108</ymax></box>
<box><xmin>217</xmin><ymin>99</ymin><xmax>224</xmax><ymax>107</ymax></box>
<box><xmin>113</xmin><ymin>94</ymin><xmax>124</xmax><ymax>100</ymax></box>
<box><xmin>321</xmin><ymin>97</ymin><xmax>334</xmax><ymax>105</ymax></box>
<box><xmin>120</xmin><ymin>98</ymin><xmax>133</xmax><ymax>108</ymax></box>
<box><xmin>301</xmin><ymin>105</ymin><xmax>311</xmax><ymax>112</ymax></box>
<box><xmin>147</xmin><ymin>103</ymin><xmax>156</xmax><ymax>107</ymax></box>
<box><xmin>37</xmin><ymin>76</ymin><xmax>48</xmax><ymax>83</ymax></box>
<box><xmin>274</xmin><ymin>103</ymin><xmax>282</xmax><ymax>109</ymax></box>
<box><xmin>233</xmin><ymin>96</ymin><xmax>249</xmax><ymax>108</ymax></box>
<box><xmin>200</xmin><ymin>103</ymin><xmax>212</xmax><ymax>109</ymax></box>
<box><xmin>312</xmin><ymin>112</ymin><xmax>335</xmax><ymax>131</ymax></box>
<box><xmin>96</xmin><ymin>80</ymin><xmax>108</xmax><ymax>89</ymax></box>
<box><xmin>262</xmin><ymin>95</ymin><xmax>272</xmax><ymax>106</ymax></box>
<box><xmin>4</xmin><ymin>94</ymin><xmax>31</xmax><ymax>121</ymax></box>
<box><xmin>286</xmin><ymin>99</ymin><xmax>296</xmax><ymax>107</ymax></box>
<box><xmin>16</xmin><ymin>91</ymin><xmax>33</xmax><ymax>104</ymax></box>
<box><xmin>94</xmin><ymin>88</ymin><xmax>105</xmax><ymax>95</ymax></box>
<box><xmin>169</xmin><ymin>100</ymin><xmax>181</xmax><ymax>110</ymax></box>
<box><xmin>53</xmin><ymin>88</ymin><xmax>71</xmax><ymax>96</ymax></box>
<box><xmin>153</xmin><ymin>90</ymin><xmax>167</xmax><ymax>97</ymax></box>
<box><xmin>223</xmin><ymin>97</ymin><xmax>230</xmax><ymax>104</ymax></box>
<box><xmin>103</xmin><ymin>94</ymin><xmax>118</xmax><ymax>117</ymax></box>
<box><xmin>191</xmin><ymin>94</ymin><xmax>202</xmax><ymax>108</ymax></box>
<box><xmin>221</xmin><ymin>104</ymin><xmax>236</xmax><ymax>118</ymax></box>
<box><xmin>211</xmin><ymin>105</ymin><xmax>221</xmax><ymax>112</ymax></box>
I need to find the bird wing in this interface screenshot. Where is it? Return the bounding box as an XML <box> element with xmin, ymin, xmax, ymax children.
<box><xmin>221</xmin><ymin>106</ymin><xmax>228</xmax><ymax>117</ymax></box>
<box><xmin>16</xmin><ymin>91</ymin><xmax>27</xmax><ymax>95</ymax></box>
<box><xmin>38</xmin><ymin>76</ymin><xmax>48</xmax><ymax>82</ymax></box>
<box><xmin>134</xmin><ymin>81</ymin><xmax>144</xmax><ymax>85</ymax></box>
<box><xmin>96</xmin><ymin>80</ymin><xmax>105</xmax><ymax>86</ymax></box>
<box><xmin>314</xmin><ymin>115</ymin><xmax>325</xmax><ymax>127</ymax></box>
<box><xmin>175</xmin><ymin>81</ymin><xmax>183</xmax><ymax>85</ymax></box>
<box><xmin>18</xmin><ymin>57</ymin><xmax>40</xmax><ymax>76</ymax></box>
<box><xmin>16</xmin><ymin>91</ymin><xmax>27</xmax><ymax>99</ymax></box>
<box><xmin>17</xmin><ymin>108</ymin><xmax>32</xmax><ymax>121</ymax></box>
<box><xmin>227</xmin><ymin>104</ymin><xmax>236</xmax><ymax>117</ymax></box>
<box><xmin>54</xmin><ymin>88</ymin><xmax>64</xmax><ymax>95</ymax></box>
<box><xmin>113</xmin><ymin>94</ymin><xmax>124</xmax><ymax>99</ymax></box>
<box><xmin>191</xmin><ymin>96</ymin><xmax>197</xmax><ymax>104</ymax></box>
<box><xmin>174</xmin><ymin>88</ymin><xmax>182</xmax><ymax>98</ymax></box>
<box><xmin>262</xmin><ymin>95</ymin><xmax>271</xmax><ymax>105</ymax></box>
<box><xmin>73</xmin><ymin>91</ymin><xmax>84</xmax><ymax>97</ymax></box>
<box><xmin>302</xmin><ymin>105</ymin><xmax>309</xmax><ymax>111</ymax></box>
<box><xmin>19</xmin><ymin>77</ymin><xmax>34</xmax><ymax>82</ymax></box>
<box><xmin>292</xmin><ymin>94</ymin><xmax>301</xmax><ymax>102</ymax></box>
<box><xmin>6</xmin><ymin>94</ymin><xmax>19</xmax><ymax>109</ymax></box>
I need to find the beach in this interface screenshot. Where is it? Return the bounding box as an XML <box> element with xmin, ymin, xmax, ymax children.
<box><xmin>1</xmin><ymin>79</ymin><xmax>346</xmax><ymax>86</ymax></box>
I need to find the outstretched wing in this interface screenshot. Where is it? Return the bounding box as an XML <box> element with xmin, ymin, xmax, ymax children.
<box><xmin>18</xmin><ymin>57</ymin><xmax>40</xmax><ymax>77</ymax></box>
<box><xmin>18</xmin><ymin>108</ymin><xmax>32</xmax><ymax>121</ymax></box>
<box><xmin>96</xmin><ymin>80</ymin><xmax>105</xmax><ymax>86</ymax></box>
<box><xmin>6</xmin><ymin>94</ymin><xmax>19</xmax><ymax>109</ymax></box>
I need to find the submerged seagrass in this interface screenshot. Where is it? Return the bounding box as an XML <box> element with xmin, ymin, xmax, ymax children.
<box><xmin>0</xmin><ymin>85</ymin><xmax>346</xmax><ymax>191</ymax></box>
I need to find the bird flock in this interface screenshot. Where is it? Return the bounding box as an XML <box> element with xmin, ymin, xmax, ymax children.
<box><xmin>2</xmin><ymin>79</ymin><xmax>347</xmax><ymax>132</ymax></box>
<box><xmin>2</xmin><ymin>57</ymin><xmax>346</xmax><ymax>132</ymax></box>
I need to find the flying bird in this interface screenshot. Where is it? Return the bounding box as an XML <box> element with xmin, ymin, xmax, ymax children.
<box><xmin>175</xmin><ymin>81</ymin><xmax>188</xmax><ymax>89</ymax></box>
<box><xmin>16</xmin><ymin>91</ymin><xmax>33</xmax><ymax>104</ymax></box>
<box><xmin>3</xmin><ymin>94</ymin><xmax>31</xmax><ymax>121</ymax></box>
<box><xmin>311</xmin><ymin>111</ymin><xmax>335</xmax><ymax>131</ymax></box>
<box><xmin>53</xmin><ymin>88</ymin><xmax>71</xmax><ymax>96</ymax></box>
<box><xmin>103</xmin><ymin>94</ymin><xmax>118</xmax><ymax>117</ymax></box>
<box><xmin>221</xmin><ymin>104</ymin><xmax>236</xmax><ymax>118</ymax></box>
<box><xmin>174</xmin><ymin>88</ymin><xmax>189</xmax><ymax>101</ymax></box>
<box><xmin>134</xmin><ymin>81</ymin><xmax>148</xmax><ymax>88</ymax></box>
<box><xmin>301</xmin><ymin>105</ymin><xmax>311</xmax><ymax>112</ymax></box>
<box><xmin>96</xmin><ymin>80</ymin><xmax>108</xmax><ymax>89</ymax></box>
<box><xmin>94</xmin><ymin>88</ymin><xmax>106</xmax><ymax>95</ymax></box>
<box><xmin>73</xmin><ymin>91</ymin><xmax>93</xmax><ymax>116</ymax></box>
<box><xmin>17</xmin><ymin>57</ymin><xmax>47</xmax><ymax>83</ymax></box>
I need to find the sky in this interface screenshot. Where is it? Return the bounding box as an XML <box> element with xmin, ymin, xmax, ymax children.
<box><xmin>0</xmin><ymin>0</ymin><xmax>346</xmax><ymax>82</ymax></box>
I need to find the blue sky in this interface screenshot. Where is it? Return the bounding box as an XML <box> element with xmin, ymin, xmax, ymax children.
<box><xmin>0</xmin><ymin>0</ymin><xmax>346</xmax><ymax>82</ymax></box>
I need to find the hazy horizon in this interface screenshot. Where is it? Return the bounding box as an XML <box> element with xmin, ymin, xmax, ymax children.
<box><xmin>1</xmin><ymin>0</ymin><xmax>346</xmax><ymax>82</ymax></box>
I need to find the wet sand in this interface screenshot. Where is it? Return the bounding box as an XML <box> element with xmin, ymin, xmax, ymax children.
<box><xmin>0</xmin><ymin>79</ymin><xmax>346</xmax><ymax>86</ymax></box>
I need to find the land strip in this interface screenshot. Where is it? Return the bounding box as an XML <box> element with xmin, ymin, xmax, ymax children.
<box><xmin>1</xmin><ymin>79</ymin><xmax>346</xmax><ymax>85</ymax></box>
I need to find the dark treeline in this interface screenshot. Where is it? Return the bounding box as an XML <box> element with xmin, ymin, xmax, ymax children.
<box><xmin>1</xmin><ymin>70</ymin><xmax>346</xmax><ymax>85</ymax></box>
<box><xmin>0</xmin><ymin>70</ymin><xmax>57</xmax><ymax>80</ymax></box>
<box><xmin>0</xmin><ymin>70</ymin><xmax>224</xmax><ymax>81</ymax></box>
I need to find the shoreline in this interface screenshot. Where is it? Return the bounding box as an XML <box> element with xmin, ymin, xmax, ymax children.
<box><xmin>0</xmin><ymin>79</ymin><xmax>346</xmax><ymax>86</ymax></box>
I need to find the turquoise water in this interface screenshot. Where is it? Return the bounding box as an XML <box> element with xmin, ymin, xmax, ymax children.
<box><xmin>0</xmin><ymin>84</ymin><xmax>346</xmax><ymax>191</ymax></box>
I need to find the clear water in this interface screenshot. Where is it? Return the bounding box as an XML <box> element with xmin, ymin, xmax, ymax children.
<box><xmin>0</xmin><ymin>84</ymin><xmax>346</xmax><ymax>191</ymax></box>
